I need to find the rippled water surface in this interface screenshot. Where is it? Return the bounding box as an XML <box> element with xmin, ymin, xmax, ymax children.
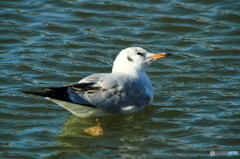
<box><xmin>1</xmin><ymin>0</ymin><xmax>240</xmax><ymax>158</ymax></box>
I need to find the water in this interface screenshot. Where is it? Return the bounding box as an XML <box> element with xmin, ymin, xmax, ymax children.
<box><xmin>1</xmin><ymin>0</ymin><xmax>240</xmax><ymax>158</ymax></box>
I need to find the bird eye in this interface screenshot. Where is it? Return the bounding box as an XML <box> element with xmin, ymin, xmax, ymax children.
<box><xmin>137</xmin><ymin>52</ymin><xmax>143</xmax><ymax>56</ymax></box>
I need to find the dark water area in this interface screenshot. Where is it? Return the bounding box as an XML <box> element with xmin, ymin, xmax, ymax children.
<box><xmin>1</xmin><ymin>0</ymin><xmax>240</xmax><ymax>158</ymax></box>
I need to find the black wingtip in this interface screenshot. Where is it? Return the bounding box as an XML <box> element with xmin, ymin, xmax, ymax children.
<box><xmin>21</xmin><ymin>86</ymin><xmax>70</xmax><ymax>100</ymax></box>
<box><xmin>22</xmin><ymin>86</ymin><xmax>95</xmax><ymax>108</ymax></box>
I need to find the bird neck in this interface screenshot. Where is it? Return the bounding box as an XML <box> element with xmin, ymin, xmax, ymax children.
<box><xmin>112</xmin><ymin>62</ymin><xmax>146</xmax><ymax>74</ymax></box>
<box><xmin>112</xmin><ymin>66</ymin><xmax>146</xmax><ymax>78</ymax></box>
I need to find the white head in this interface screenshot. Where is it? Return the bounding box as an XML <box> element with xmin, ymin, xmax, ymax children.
<box><xmin>112</xmin><ymin>47</ymin><xmax>172</xmax><ymax>73</ymax></box>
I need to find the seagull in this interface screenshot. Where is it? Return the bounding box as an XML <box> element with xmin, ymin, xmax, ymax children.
<box><xmin>23</xmin><ymin>47</ymin><xmax>172</xmax><ymax>136</ymax></box>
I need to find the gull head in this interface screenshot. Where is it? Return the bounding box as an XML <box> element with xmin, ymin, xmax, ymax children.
<box><xmin>112</xmin><ymin>47</ymin><xmax>172</xmax><ymax>73</ymax></box>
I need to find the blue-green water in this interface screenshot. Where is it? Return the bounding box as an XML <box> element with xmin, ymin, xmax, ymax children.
<box><xmin>1</xmin><ymin>0</ymin><xmax>240</xmax><ymax>158</ymax></box>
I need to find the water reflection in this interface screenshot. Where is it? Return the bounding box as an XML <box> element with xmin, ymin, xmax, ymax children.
<box><xmin>53</xmin><ymin>113</ymin><xmax>148</xmax><ymax>157</ymax></box>
<box><xmin>58</xmin><ymin>115</ymin><xmax>113</xmax><ymax>138</ymax></box>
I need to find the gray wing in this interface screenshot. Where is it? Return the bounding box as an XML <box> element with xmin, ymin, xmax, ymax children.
<box><xmin>68</xmin><ymin>72</ymin><xmax>152</xmax><ymax>114</ymax></box>
<box><xmin>78</xmin><ymin>73</ymin><xmax>108</xmax><ymax>83</ymax></box>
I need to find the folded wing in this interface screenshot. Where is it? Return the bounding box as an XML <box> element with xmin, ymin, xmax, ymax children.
<box><xmin>69</xmin><ymin>72</ymin><xmax>151</xmax><ymax>114</ymax></box>
<box><xmin>24</xmin><ymin>73</ymin><xmax>151</xmax><ymax>114</ymax></box>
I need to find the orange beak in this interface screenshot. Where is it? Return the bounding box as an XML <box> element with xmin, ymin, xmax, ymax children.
<box><xmin>148</xmin><ymin>53</ymin><xmax>172</xmax><ymax>60</ymax></box>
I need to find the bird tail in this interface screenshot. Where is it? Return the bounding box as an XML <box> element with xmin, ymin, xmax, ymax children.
<box><xmin>22</xmin><ymin>85</ymin><xmax>95</xmax><ymax>107</ymax></box>
<box><xmin>22</xmin><ymin>86</ymin><xmax>72</xmax><ymax>103</ymax></box>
